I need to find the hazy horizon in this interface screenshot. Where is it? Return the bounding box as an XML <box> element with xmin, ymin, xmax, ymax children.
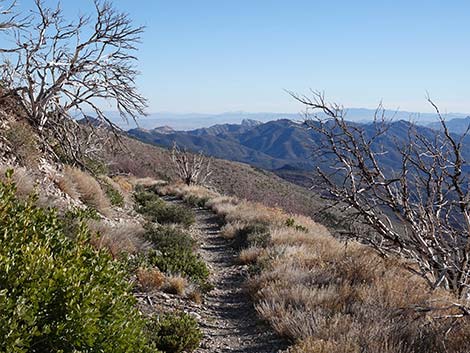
<box><xmin>101</xmin><ymin>108</ymin><xmax>470</xmax><ymax>131</ymax></box>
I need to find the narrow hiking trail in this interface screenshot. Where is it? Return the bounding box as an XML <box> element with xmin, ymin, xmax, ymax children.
<box><xmin>166</xmin><ymin>196</ymin><xmax>289</xmax><ymax>353</ymax></box>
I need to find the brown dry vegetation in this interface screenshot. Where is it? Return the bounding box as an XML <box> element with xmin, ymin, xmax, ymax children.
<box><xmin>88</xmin><ymin>220</ymin><xmax>150</xmax><ymax>258</ymax></box>
<box><xmin>163</xmin><ymin>275</ymin><xmax>188</xmax><ymax>296</ymax></box>
<box><xmin>0</xmin><ymin>165</ymin><xmax>36</xmax><ymax>199</ymax></box>
<box><xmin>159</xmin><ymin>183</ymin><xmax>470</xmax><ymax>353</ymax></box>
<box><xmin>136</xmin><ymin>267</ymin><xmax>165</xmax><ymax>291</ymax></box>
<box><xmin>58</xmin><ymin>166</ymin><xmax>111</xmax><ymax>215</ymax></box>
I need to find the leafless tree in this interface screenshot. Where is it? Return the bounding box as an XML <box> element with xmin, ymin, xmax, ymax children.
<box><xmin>0</xmin><ymin>0</ymin><xmax>147</xmax><ymax>165</ymax></box>
<box><xmin>290</xmin><ymin>90</ymin><xmax>470</xmax><ymax>305</ymax></box>
<box><xmin>171</xmin><ymin>142</ymin><xmax>212</xmax><ymax>186</ymax></box>
<box><xmin>0</xmin><ymin>1</ymin><xmax>23</xmax><ymax>32</ymax></box>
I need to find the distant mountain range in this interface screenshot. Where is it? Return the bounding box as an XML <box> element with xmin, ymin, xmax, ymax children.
<box><xmin>426</xmin><ymin>116</ymin><xmax>470</xmax><ymax>134</ymax></box>
<box><xmin>128</xmin><ymin>117</ymin><xmax>470</xmax><ymax>188</ymax></box>
<box><xmin>100</xmin><ymin>109</ymin><xmax>470</xmax><ymax>130</ymax></box>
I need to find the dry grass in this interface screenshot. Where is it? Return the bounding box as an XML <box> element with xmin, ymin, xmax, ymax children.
<box><xmin>112</xmin><ymin>175</ymin><xmax>134</xmax><ymax>193</ymax></box>
<box><xmin>239</xmin><ymin>246</ymin><xmax>264</xmax><ymax>265</ymax></box>
<box><xmin>187</xmin><ymin>288</ymin><xmax>203</xmax><ymax>304</ymax></box>
<box><xmin>4</xmin><ymin>119</ymin><xmax>40</xmax><ymax>167</ymax></box>
<box><xmin>220</xmin><ymin>221</ymin><xmax>246</xmax><ymax>240</ymax></box>
<box><xmin>59</xmin><ymin>166</ymin><xmax>111</xmax><ymax>215</ymax></box>
<box><xmin>88</xmin><ymin>220</ymin><xmax>150</xmax><ymax>257</ymax></box>
<box><xmin>163</xmin><ymin>275</ymin><xmax>188</xmax><ymax>296</ymax></box>
<box><xmin>131</xmin><ymin>177</ymin><xmax>167</xmax><ymax>188</ymax></box>
<box><xmin>0</xmin><ymin>165</ymin><xmax>36</xmax><ymax>199</ymax></box>
<box><xmin>162</xmin><ymin>182</ymin><xmax>470</xmax><ymax>353</ymax></box>
<box><xmin>55</xmin><ymin>171</ymin><xmax>80</xmax><ymax>200</ymax></box>
<box><xmin>136</xmin><ymin>267</ymin><xmax>165</xmax><ymax>291</ymax></box>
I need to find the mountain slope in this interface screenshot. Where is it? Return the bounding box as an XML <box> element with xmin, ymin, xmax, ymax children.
<box><xmin>129</xmin><ymin>118</ymin><xmax>470</xmax><ymax>186</ymax></box>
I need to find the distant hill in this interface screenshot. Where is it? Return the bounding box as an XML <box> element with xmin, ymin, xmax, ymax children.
<box><xmin>128</xmin><ymin>118</ymin><xmax>470</xmax><ymax>189</ymax></box>
<box><xmin>427</xmin><ymin>116</ymin><xmax>470</xmax><ymax>134</ymax></box>
<box><xmin>128</xmin><ymin>119</ymin><xmax>317</xmax><ymax>171</ymax></box>
<box><xmin>101</xmin><ymin>109</ymin><xmax>470</xmax><ymax>130</ymax></box>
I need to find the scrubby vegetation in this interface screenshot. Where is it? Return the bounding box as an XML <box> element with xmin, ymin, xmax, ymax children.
<box><xmin>133</xmin><ymin>185</ymin><xmax>210</xmax><ymax>296</ymax></box>
<box><xmin>140</xmin><ymin>224</ymin><xmax>209</xmax><ymax>290</ymax></box>
<box><xmin>102</xmin><ymin>178</ymin><xmax>125</xmax><ymax>207</ymax></box>
<box><xmin>0</xmin><ymin>172</ymin><xmax>160</xmax><ymax>353</ymax></box>
<box><xmin>160</xmin><ymin>183</ymin><xmax>470</xmax><ymax>353</ymax></box>
<box><xmin>59</xmin><ymin>165</ymin><xmax>111</xmax><ymax>215</ymax></box>
<box><xmin>134</xmin><ymin>186</ymin><xmax>195</xmax><ymax>226</ymax></box>
<box><xmin>88</xmin><ymin>221</ymin><xmax>150</xmax><ymax>258</ymax></box>
<box><xmin>144</xmin><ymin>224</ymin><xmax>196</xmax><ymax>252</ymax></box>
<box><xmin>147</xmin><ymin>312</ymin><xmax>202</xmax><ymax>353</ymax></box>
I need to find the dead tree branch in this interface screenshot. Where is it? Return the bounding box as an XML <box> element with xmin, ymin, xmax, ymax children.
<box><xmin>290</xmin><ymin>90</ymin><xmax>470</xmax><ymax>300</ymax></box>
<box><xmin>0</xmin><ymin>0</ymin><xmax>147</xmax><ymax>165</ymax></box>
<box><xmin>171</xmin><ymin>142</ymin><xmax>212</xmax><ymax>186</ymax></box>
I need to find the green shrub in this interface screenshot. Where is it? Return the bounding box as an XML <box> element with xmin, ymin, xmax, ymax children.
<box><xmin>154</xmin><ymin>203</ymin><xmax>195</xmax><ymax>226</ymax></box>
<box><xmin>234</xmin><ymin>222</ymin><xmax>271</xmax><ymax>249</ymax></box>
<box><xmin>83</xmin><ymin>156</ymin><xmax>109</xmax><ymax>175</ymax></box>
<box><xmin>185</xmin><ymin>194</ymin><xmax>208</xmax><ymax>207</ymax></box>
<box><xmin>103</xmin><ymin>181</ymin><xmax>125</xmax><ymax>207</ymax></box>
<box><xmin>285</xmin><ymin>217</ymin><xmax>308</xmax><ymax>232</ymax></box>
<box><xmin>134</xmin><ymin>189</ymin><xmax>195</xmax><ymax>226</ymax></box>
<box><xmin>147</xmin><ymin>249</ymin><xmax>209</xmax><ymax>285</ymax></box>
<box><xmin>144</xmin><ymin>224</ymin><xmax>196</xmax><ymax>252</ymax></box>
<box><xmin>147</xmin><ymin>312</ymin><xmax>202</xmax><ymax>353</ymax></box>
<box><xmin>0</xmin><ymin>171</ymin><xmax>158</xmax><ymax>353</ymax></box>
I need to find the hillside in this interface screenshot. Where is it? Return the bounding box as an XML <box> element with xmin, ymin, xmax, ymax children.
<box><xmin>3</xmin><ymin>96</ymin><xmax>470</xmax><ymax>353</ymax></box>
<box><xmin>102</xmin><ymin>133</ymin><xmax>331</xmax><ymax>222</ymax></box>
<box><xmin>128</xmin><ymin>118</ymin><xmax>470</xmax><ymax>188</ymax></box>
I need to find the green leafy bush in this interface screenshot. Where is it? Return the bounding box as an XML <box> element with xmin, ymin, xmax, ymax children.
<box><xmin>134</xmin><ymin>189</ymin><xmax>195</xmax><ymax>226</ymax></box>
<box><xmin>144</xmin><ymin>224</ymin><xmax>196</xmax><ymax>252</ymax></box>
<box><xmin>0</xmin><ymin>172</ymin><xmax>158</xmax><ymax>353</ymax></box>
<box><xmin>147</xmin><ymin>312</ymin><xmax>202</xmax><ymax>353</ymax></box>
<box><xmin>147</xmin><ymin>249</ymin><xmax>209</xmax><ymax>285</ymax></box>
<box><xmin>103</xmin><ymin>181</ymin><xmax>125</xmax><ymax>207</ymax></box>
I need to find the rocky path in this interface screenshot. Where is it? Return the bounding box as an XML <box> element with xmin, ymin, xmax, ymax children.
<box><xmin>166</xmin><ymin>197</ymin><xmax>289</xmax><ymax>353</ymax></box>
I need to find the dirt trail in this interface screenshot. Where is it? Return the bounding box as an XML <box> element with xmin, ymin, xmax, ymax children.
<box><xmin>167</xmin><ymin>196</ymin><xmax>289</xmax><ymax>353</ymax></box>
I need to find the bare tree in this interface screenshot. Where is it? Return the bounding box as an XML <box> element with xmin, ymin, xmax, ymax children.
<box><xmin>171</xmin><ymin>142</ymin><xmax>212</xmax><ymax>186</ymax></box>
<box><xmin>0</xmin><ymin>0</ymin><xmax>147</xmax><ymax>164</ymax></box>
<box><xmin>0</xmin><ymin>1</ymin><xmax>24</xmax><ymax>32</ymax></box>
<box><xmin>290</xmin><ymin>90</ymin><xmax>470</xmax><ymax>304</ymax></box>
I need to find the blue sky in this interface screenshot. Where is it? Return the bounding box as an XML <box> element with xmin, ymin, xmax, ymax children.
<box><xmin>13</xmin><ymin>1</ymin><xmax>470</xmax><ymax>114</ymax></box>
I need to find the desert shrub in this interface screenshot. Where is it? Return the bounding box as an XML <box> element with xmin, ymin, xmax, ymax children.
<box><xmin>285</xmin><ymin>217</ymin><xmax>308</xmax><ymax>232</ymax></box>
<box><xmin>103</xmin><ymin>180</ymin><xmax>125</xmax><ymax>207</ymax></box>
<box><xmin>144</xmin><ymin>224</ymin><xmax>196</xmax><ymax>253</ymax></box>
<box><xmin>134</xmin><ymin>188</ymin><xmax>195</xmax><ymax>226</ymax></box>
<box><xmin>83</xmin><ymin>156</ymin><xmax>109</xmax><ymax>175</ymax></box>
<box><xmin>137</xmin><ymin>267</ymin><xmax>166</xmax><ymax>291</ymax></box>
<box><xmin>163</xmin><ymin>275</ymin><xmax>188</xmax><ymax>296</ymax></box>
<box><xmin>239</xmin><ymin>246</ymin><xmax>264</xmax><ymax>265</ymax></box>
<box><xmin>187</xmin><ymin>287</ymin><xmax>203</xmax><ymax>304</ymax></box>
<box><xmin>61</xmin><ymin>165</ymin><xmax>111</xmax><ymax>215</ymax></box>
<box><xmin>233</xmin><ymin>222</ymin><xmax>271</xmax><ymax>249</ymax></box>
<box><xmin>4</xmin><ymin>120</ymin><xmax>40</xmax><ymax>166</ymax></box>
<box><xmin>113</xmin><ymin>175</ymin><xmax>134</xmax><ymax>193</ymax></box>
<box><xmin>89</xmin><ymin>220</ymin><xmax>150</xmax><ymax>258</ymax></box>
<box><xmin>184</xmin><ymin>194</ymin><xmax>209</xmax><ymax>207</ymax></box>
<box><xmin>147</xmin><ymin>312</ymin><xmax>202</xmax><ymax>353</ymax></box>
<box><xmin>0</xmin><ymin>164</ymin><xmax>35</xmax><ymax>199</ymax></box>
<box><xmin>146</xmin><ymin>249</ymin><xmax>209</xmax><ymax>286</ymax></box>
<box><xmin>0</xmin><ymin>172</ymin><xmax>157</xmax><ymax>352</ymax></box>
